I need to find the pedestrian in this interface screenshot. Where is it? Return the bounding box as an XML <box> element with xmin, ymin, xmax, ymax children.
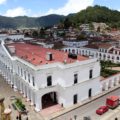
<box><xmin>26</xmin><ymin>116</ymin><xmax>28</xmax><ymax>120</ymax></box>
<box><xmin>18</xmin><ymin>113</ymin><xmax>22</xmax><ymax>120</ymax></box>
<box><xmin>16</xmin><ymin>116</ymin><xmax>19</xmax><ymax>120</ymax></box>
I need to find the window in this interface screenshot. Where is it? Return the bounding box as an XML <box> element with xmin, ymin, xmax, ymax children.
<box><xmin>89</xmin><ymin>70</ymin><xmax>93</xmax><ymax>79</ymax></box>
<box><xmin>88</xmin><ymin>88</ymin><xmax>92</xmax><ymax>98</ymax></box>
<box><xmin>117</xmin><ymin>57</ymin><xmax>119</xmax><ymax>60</ymax></box>
<box><xmin>28</xmin><ymin>74</ymin><xmax>30</xmax><ymax>83</ymax></box>
<box><xmin>73</xmin><ymin>94</ymin><xmax>78</xmax><ymax>104</ymax></box>
<box><xmin>74</xmin><ymin>74</ymin><xmax>78</xmax><ymax>84</ymax></box>
<box><xmin>32</xmin><ymin>76</ymin><xmax>35</xmax><ymax>86</ymax></box>
<box><xmin>47</xmin><ymin>76</ymin><xmax>52</xmax><ymax>86</ymax></box>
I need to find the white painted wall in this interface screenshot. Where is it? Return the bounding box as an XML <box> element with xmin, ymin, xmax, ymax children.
<box><xmin>63</xmin><ymin>41</ymin><xmax>88</xmax><ymax>47</ymax></box>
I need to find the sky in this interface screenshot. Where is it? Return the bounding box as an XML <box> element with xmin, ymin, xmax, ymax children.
<box><xmin>0</xmin><ymin>0</ymin><xmax>119</xmax><ymax>17</ymax></box>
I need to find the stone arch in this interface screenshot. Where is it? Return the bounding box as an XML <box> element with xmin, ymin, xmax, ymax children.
<box><xmin>41</xmin><ymin>92</ymin><xmax>58</xmax><ymax>109</ymax></box>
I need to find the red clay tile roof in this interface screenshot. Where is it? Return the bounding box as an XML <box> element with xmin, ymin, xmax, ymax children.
<box><xmin>7</xmin><ymin>43</ymin><xmax>88</xmax><ymax>66</ymax></box>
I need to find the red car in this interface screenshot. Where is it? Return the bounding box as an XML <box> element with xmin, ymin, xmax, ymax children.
<box><xmin>96</xmin><ymin>106</ymin><xmax>109</xmax><ymax>115</ymax></box>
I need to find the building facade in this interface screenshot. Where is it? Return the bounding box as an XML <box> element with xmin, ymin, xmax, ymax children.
<box><xmin>63</xmin><ymin>44</ymin><xmax>120</xmax><ymax>63</ymax></box>
<box><xmin>62</xmin><ymin>40</ymin><xmax>88</xmax><ymax>47</ymax></box>
<box><xmin>0</xmin><ymin>41</ymin><xmax>102</xmax><ymax>111</ymax></box>
<box><xmin>0</xmin><ymin>34</ymin><xmax>24</xmax><ymax>41</ymax></box>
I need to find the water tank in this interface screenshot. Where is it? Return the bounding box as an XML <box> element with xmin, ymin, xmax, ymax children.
<box><xmin>68</xmin><ymin>53</ymin><xmax>77</xmax><ymax>59</ymax></box>
<box><xmin>8</xmin><ymin>46</ymin><xmax>16</xmax><ymax>54</ymax></box>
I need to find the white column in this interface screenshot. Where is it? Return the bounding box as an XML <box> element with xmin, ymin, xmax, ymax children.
<box><xmin>27</xmin><ymin>87</ymin><xmax>30</xmax><ymax>101</ymax></box>
<box><xmin>23</xmin><ymin>85</ymin><xmax>26</xmax><ymax>98</ymax></box>
<box><xmin>30</xmin><ymin>91</ymin><xmax>34</xmax><ymax>106</ymax></box>
<box><xmin>105</xmin><ymin>83</ymin><xmax>109</xmax><ymax>90</ymax></box>
<box><xmin>13</xmin><ymin>76</ymin><xmax>18</xmax><ymax>91</ymax></box>
<box><xmin>35</xmin><ymin>94</ymin><xmax>41</xmax><ymax>112</ymax></box>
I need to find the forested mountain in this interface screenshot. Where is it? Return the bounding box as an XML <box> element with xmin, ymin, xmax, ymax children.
<box><xmin>0</xmin><ymin>5</ymin><xmax>120</xmax><ymax>29</ymax></box>
<box><xmin>0</xmin><ymin>14</ymin><xmax>65</xmax><ymax>29</ymax></box>
<box><xmin>70</xmin><ymin>5</ymin><xmax>120</xmax><ymax>28</ymax></box>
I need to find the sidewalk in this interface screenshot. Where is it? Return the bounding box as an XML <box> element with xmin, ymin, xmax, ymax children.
<box><xmin>101</xmin><ymin>106</ymin><xmax>120</xmax><ymax>120</ymax></box>
<box><xmin>45</xmin><ymin>85</ymin><xmax>120</xmax><ymax>120</ymax></box>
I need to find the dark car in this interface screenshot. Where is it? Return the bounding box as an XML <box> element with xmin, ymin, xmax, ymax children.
<box><xmin>96</xmin><ymin>106</ymin><xmax>109</xmax><ymax>115</ymax></box>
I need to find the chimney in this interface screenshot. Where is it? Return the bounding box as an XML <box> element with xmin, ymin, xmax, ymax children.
<box><xmin>8</xmin><ymin>46</ymin><xmax>16</xmax><ymax>54</ymax></box>
<box><xmin>46</xmin><ymin>52</ymin><xmax>53</xmax><ymax>61</ymax></box>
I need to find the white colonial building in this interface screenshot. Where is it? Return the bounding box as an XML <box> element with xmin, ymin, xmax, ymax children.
<box><xmin>63</xmin><ymin>43</ymin><xmax>120</xmax><ymax>63</ymax></box>
<box><xmin>0</xmin><ymin>40</ymin><xmax>103</xmax><ymax>111</ymax></box>
<box><xmin>62</xmin><ymin>40</ymin><xmax>88</xmax><ymax>47</ymax></box>
<box><xmin>0</xmin><ymin>33</ymin><xmax>24</xmax><ymax>41</ymax></box>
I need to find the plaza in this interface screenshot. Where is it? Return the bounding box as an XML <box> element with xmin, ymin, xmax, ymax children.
<box><xmin>0</xmin><ymin>75</ymin><xmax>44</xmax><ymax>120</ymax></box>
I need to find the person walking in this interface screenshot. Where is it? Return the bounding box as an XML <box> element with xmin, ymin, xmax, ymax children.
<box><xmin>18</xmin><ymin>113</ymin><xmax>21</xmax><ymax>120</ymax></box>
<box><xmin>16</xmin><ymin>116</ymin><xmax>19</xmax><ymax>120</ymax></box>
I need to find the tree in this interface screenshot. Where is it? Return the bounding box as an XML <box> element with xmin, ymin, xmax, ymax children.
<box><xmin>63</xmin><ymin>18</ymin><xmax>72</xmax><ymax>29</ymax></box>
<box><xmin>77</xmin><ymin>34</ymin><xmax>86</xmax><ymax>40</ymax></box>
<box><xmin>39</xmin><ymin>28</ymin><xmax>45</xmax><ymax>38</ymax></box>
<box><xmin>32</xmin><ymin>31</ymin><xmax>38</xmax><ymax>38</ymax></box>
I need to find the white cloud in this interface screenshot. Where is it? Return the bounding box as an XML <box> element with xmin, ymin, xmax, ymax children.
<box><xmin>4</xmin><ymin>7</ymin><xmax>31</xmax><ymax>17</ymax></box>
<box><xmin>46</xmin><ymin>0</ymin><xmax>94</xmax><ymax>16</ymax></box>
<box><xmin>0</xmin><ymin>0</ymin><xmax>6</xmax><ymax>4</ymax></box>
<box><xmin>3</xmin><ymin>0</ymin><xmax>94</xmax><ymax>17</ymax></box>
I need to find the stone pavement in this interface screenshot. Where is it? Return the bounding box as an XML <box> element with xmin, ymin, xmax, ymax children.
<box><xmin>40</xmin><ymin>105</ymin><xmax>63</xmax><ymax>117</ymax></box>
<box><xmin>0</xmin><ymin>75</ymin><xmax>44</xmax><ymax>120</ymax></box>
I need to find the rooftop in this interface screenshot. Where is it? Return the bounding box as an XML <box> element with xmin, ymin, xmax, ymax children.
<box><xmin>7</xmin><ymin>43</ymin><xmax>88</xmax><ymax>66</ymax></box>
<box><xmin>85</xmin><ymin>43</ymin><xmax>112</xmax><ymax>49</ymax></box>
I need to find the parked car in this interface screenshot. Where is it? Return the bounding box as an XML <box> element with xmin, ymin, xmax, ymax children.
<box><xmin>96</xmin><ymin>106</ymin><xmax>109</xmax><ymax>115</ymax></box>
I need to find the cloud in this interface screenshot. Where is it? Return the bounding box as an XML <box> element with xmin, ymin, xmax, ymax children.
<box><xmin>3</xmin><ymin>0</ymin><xmax>94</xmax><ymax>17</ymax></box>
<box><xmin>0</xmin><ymin>0</ymin><xmax>6</xmax><ymax>4</ymax></box>
<box><xmin>46</xmin><ymin>0</ymin><xmax>94</xmax><ymax>15</ymax></box>
<box><xmin>4</xmin><ymin>7</ymin><xmax>31</xmax><ymax>17</ymax></box>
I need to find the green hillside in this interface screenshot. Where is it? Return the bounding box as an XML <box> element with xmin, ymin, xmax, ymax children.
<box><xmin>70</xmin><ymin>5</ymin><xmax>120</xmax><ymax>28</ymax></box>
<box><xmin>0</xmin><ymin>6</ymin><xmax>120</xmax><ymax>29</ymax></box>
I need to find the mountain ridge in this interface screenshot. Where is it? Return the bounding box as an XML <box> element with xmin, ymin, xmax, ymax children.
<box><xmin>0</xmin><ymin>14</ymin><xmax>66</xmax><ymax>29</ymax></box>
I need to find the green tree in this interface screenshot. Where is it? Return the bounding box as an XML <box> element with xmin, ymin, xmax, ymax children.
<box><xmin>39</xmin><ymin>28</ymin><xmax>45</xmax><ymax>38</ymax></box>
<box><xmin>63</xmin><ymin>18</ymin><xmax>72</xmax><ymax>29</ymax></box>
<box><xmin>77</xmin><ymin>34</ymin><xmax>86</xmax><ymax>40</ymax></box>
<box><xmin>32</xmin><ymin>31</ymin><xmax>38</xmax><ymax>38</ymax></box>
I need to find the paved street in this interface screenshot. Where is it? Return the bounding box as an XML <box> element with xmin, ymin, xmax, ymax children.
<box><xmin>0</xmin><ymin>75</ymin><xmax>44</xmax><ymax>120</ymax></box>
<box><xmin>51</xmin><ymin>88</ymin><xmax>120</xmax><ymax>120</ymax></box>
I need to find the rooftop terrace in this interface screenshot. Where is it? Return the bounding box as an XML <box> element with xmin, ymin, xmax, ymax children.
<box><xmin>7</xmin><ymin>43</ymin><xmax>88</xmax><ymax>66</ymax></box>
